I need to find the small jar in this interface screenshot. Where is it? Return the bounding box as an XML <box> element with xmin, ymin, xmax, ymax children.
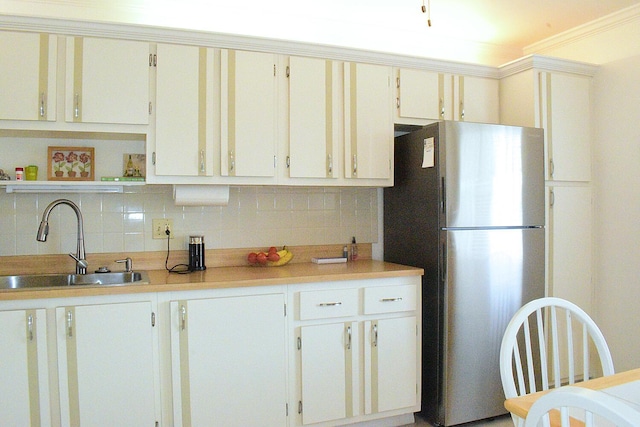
<box><xmin>15</xmin><ymin>167</ymin><xmax>24</xmax><ymax>181</ymax></box>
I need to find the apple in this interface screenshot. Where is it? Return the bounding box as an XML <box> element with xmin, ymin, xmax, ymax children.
<box><xmin>268</xmin><ymin>246</ymin><xmax>277</xmax><ymax>255</ymax></box>
<box><xmin>256</xmin><ymin>252</ymin><xmax>268</xmax><ymax>264</ymax></box>
<box><xmin>267</xmin><ymin>252</ymin><xmax>280</xmax><ymax>262</ymax></box>
<box><xmin>247</xmin><ymin>252</ymin><xmax>258</xmax><ymax>264</ymax></box>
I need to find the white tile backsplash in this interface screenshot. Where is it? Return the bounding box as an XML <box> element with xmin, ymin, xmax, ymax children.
<box><xmin>0</xmin><ymin>185</ymin><xmax>378</xmax><ymax>255</ymax></box>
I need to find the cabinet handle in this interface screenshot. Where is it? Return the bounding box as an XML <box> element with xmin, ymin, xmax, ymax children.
<box><xmin>346</xmin><ymin>325</ymin><xmax>352</xmax><ymax>350</ymax></box>
<box><xmin>27</xmin><ymin>314</ymin><xmax>34</xmax><ymax>341</ymax></box>
<box><xmin>199</xmin><ymin>149</ymin><xmax>205</xmax><ymax>173</ymax></box>
<box><xmin>318</xmin><ymin>302</ymin><xmax>342</xmax><ymax>307</ymax></box>
<box><xmin>440</xmin><ymin>98</ymin><xmax>445</xmax><ymax>118</ymax></box>
<box><xmin>550</xmin><ymin>189</ymin><xmax>555</xmax><ymax>208</ymax></box>
<box><xmin>180</xmin><ymin>305</ymin><xmax>186</xmax><ymax>331</ymax></box>
<box><xmin>74</xmin><ymin>94</ymin><xmax>80</xmax><ymax>119</ymax></box>
<box><xmin>381</xmin><ymin>297</ymin><xmax>403</xmax><ymax>302</ymax></box>
<box><xmin>39</xmin><ymin>92</ymin><xmax>46</xmax><ymax>117</ymax></box>
<box><xmin>327</xmin><ymin>154</ymin><xmax>333</xmax><ymax>174</ymax></box>
<box><xmin>149</xmin><ymin>53</ymin><xmax>153</xmax><ymax>66</ymax></box>
<box><xmin>372</xmin><ymin>323</ymin><xmax>378</xmax><ymax>347</ymax></box>
<box><xmin>396</xmin><ymin>97</ymin><xmax>400</xmax><ymax>109</ymax></box>
<box><xmin>460</xmin><ymin>101</ymin><xmax>465</xmax><ymax>120</ymax></box>
<box><xmin>396</xmin><ymin>76</ymin><xmax>401</xmax><ymax>88</ymax></box>
<box><xmin>67</xmin><ymin>310</ymin><xmax>73</xmax><ymax>338</ymax></box>
<box><xmin>286</xmin><ymin>155</ymin><xmax>290</xmax><ymax>168</ymax></box>
<box><xmin>229</xmin><ymin>151</ymin><xmax>235</xmax><ymax>172</ymax></box>
<box><xmin>286</xmin><ymin>65</ymin><xmax>290</xmax><ymax>78</ymax></box>
<box><xmin>549</xmin><ymin>159</ymin><xmax>554</xmax><ymax>178</ymax></box>
<box><xmin>353</xmin><ymin>155</ymin><xmax>357</xmax><ymax>176</ymax></box>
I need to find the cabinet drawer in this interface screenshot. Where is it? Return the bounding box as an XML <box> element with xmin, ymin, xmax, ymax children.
<box><xmin>299</xmin><ymin>288</ymin><xmax>358</xmax><ymax>320</ymax></box>
<box><xmin>363</xmin><ymin>284</ymin><xmax>417</xmax><ymax>314</ymax></box>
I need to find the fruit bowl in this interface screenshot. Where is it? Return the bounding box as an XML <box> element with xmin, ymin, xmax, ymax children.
<box><xmin>247</xmin><ymin>246</ymin><xmax>294</xmax><ymax>267</ymax></box>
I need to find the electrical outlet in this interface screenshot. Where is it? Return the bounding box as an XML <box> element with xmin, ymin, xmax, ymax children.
<box><xmin>152</xmin><ymin>218</ymin><xmax>174</xmax><ymax>239</ymax></box>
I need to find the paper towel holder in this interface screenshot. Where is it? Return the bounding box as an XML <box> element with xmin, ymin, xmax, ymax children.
<box><xmin>173</xmin><ymin>184</ymin><xmax>230</xmax><ymax>206</ymax></box>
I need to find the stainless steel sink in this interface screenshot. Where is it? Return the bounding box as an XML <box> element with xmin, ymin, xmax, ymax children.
<box><xmin>0</xmin><ymin>271</ymin><xmax>150</xmax><ymax>290</ymax></box>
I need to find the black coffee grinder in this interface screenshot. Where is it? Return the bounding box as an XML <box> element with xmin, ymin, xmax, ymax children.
<box><xmin>189</xmin><ymin>235</ymin><xmax>206</xmax><ymax>271</ymax></box>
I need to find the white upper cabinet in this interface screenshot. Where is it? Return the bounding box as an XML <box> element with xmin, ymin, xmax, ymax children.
<box><xmin>221</xmin><ymin>49</ymin><xmax>277</xmax><ymax>179</ymax></box>
<box><xmin>344</xmin><ymin>62</ymin><xmax>393</xmax><ymax>183</ymax></box>
<box><xmin>65</xmin><ymin>37</ymin><xmax>151</xmax><ymax>125</ymax></box>
<box><xmin>153</xmin><ymin>43</ymin><xmax>215</xmax><ymax>177</ymax></box>
<box><xmin>395</xmin><ymin>68</ymin><xmax>443</xmax><ymax>123</ymax></box>
<box><xmin>0</xmin><ymin>31</ymin><xmax>56</xmax><ymax>121</ymax></box>
<box><xmin>542</xmin><ymin>72</ymin><xmax>592</xmax><ymax>182</ymax></box>
<box><xmin>499</xmin><ymin>57</ymin><xmax>595</xmax><ymax>182</ymax></box>
<box><xmin>395</xmin><ymin>68</ymin><xmax>498</xmax><ymax>125</ymax></box>
<box><xmin>287</xmin><ymin>56</ymin><xmax>338</xmax><ymax>180</ymax></box>
<box><xmin>453</xmin><ymin>75</ymin><xmax>499</xmax><ymax>124</ymax></box>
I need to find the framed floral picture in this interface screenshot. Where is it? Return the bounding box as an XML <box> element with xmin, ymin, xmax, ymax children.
<box><xmin>48</xmin><ymin>146</ymin><xmax>94</xmax><ymax>181</ymax></box>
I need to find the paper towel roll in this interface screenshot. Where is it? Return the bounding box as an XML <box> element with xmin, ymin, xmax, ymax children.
<box><xmin>173</xmin><ymin>185</ymin><xmax>230</xmax><ymax>206</ymax></box>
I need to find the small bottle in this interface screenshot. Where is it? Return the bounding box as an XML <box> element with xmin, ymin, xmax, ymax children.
<box><xmin>350</xmin><ymin>236</ymin><xmax>358</xmax><ymax>261</ymax></box>
<box><xmin>15</xmin><ymin>167</ymin><xmax>24</xmax><ymax>181</ymax></box>
<box><xmin>343</xmin><ymin>245</ymin><xmax>348</xmax><ymax>259</ymax></box>
<box><xmin>125</xmin><ymin>155</ymin><xmax>135</xmax><ymax>177</ymax></box>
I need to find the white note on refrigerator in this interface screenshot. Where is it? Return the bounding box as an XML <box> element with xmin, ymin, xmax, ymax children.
<box><xmin>422</xmin><ymin>137</ymin><xmax>435</xmax><ymax>168</ymax></box>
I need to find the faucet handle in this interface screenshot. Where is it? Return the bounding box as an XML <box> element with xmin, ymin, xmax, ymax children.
<box><xmin>116</xmin><ymin>257</ymin><xmax>133</xmax><ymax>273</ymax></box>
<box><xmin>68</xmin><ymin>253</ymin><xmax>88</xmax><ymax>269</ymax></box>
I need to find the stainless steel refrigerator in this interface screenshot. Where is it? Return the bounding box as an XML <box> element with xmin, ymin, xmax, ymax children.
<box><xmin>384</xmin><ymin>121</ymin><xmax>545</xmax><ymax>426</ymax></box>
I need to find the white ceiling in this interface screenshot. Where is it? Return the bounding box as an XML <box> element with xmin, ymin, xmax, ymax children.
<box><xmin>3</xmin><ymin>0</ymin><xmax>640</xmax><ymax>64</ymax></box>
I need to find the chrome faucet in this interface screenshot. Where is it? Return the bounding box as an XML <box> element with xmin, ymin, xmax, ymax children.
<box><xmin>36</xmin><ymin>199</ymin><xmax>88</xmax><ymax>274</ymax></box>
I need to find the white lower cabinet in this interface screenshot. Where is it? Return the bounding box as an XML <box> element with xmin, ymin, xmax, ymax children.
<box><xmin>56</xmin><ymin>299</ymin><xmax>159</xmax><ymax>427</ymax></box>
<box><xmin>0</xmin><ymin>308</ymin><xmax>50</xmax><ymax>426</ymax></box>
<box><xmin>168</xmin><ymin>291</ymin><xmax>287</xmax><ymax>427</ymax></box>
<box><xmin>291</xmin><ymin>277</ymin><xmax>421</xmax><ymax>426</ymax></box>
<box><xmin>0</xmin><ymin>274</ymin><xmax>421</xmax><ymax>427</ymax></box>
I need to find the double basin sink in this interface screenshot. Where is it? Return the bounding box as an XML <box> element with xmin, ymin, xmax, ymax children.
<box><xmin>0</xmin><ymin>271</ymin><xmax>150</xmax><ymax>290</ymax></box>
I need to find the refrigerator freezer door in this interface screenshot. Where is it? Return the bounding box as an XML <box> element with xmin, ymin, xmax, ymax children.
<box><xmin>441</xmin><ymin>227</ymin><xmax>545</xmax><ymax>426</ymax></box>
<box><xmin>441</xmin><ymin>122</ymin><xmax>544</xmax><ymax>228</ymax></box>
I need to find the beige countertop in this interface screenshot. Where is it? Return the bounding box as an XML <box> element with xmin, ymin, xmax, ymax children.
<box><xmin>0</xmin><ymin>260</ymin><xmax>424</xmax><ymax>301</ymax></box>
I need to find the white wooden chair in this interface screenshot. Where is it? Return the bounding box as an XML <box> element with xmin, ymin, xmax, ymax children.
<box><xmin>524</xmin><ymin>386</ymin><xmax>640</xmax><ymax>427</ymax></box>
<box><xmin>500</xmin><ymin>297</ymin><xmax>615</xmax><ymax>427</ymax></box>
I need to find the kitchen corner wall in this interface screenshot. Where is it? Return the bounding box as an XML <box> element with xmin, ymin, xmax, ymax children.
<box><xmin>0</xmin><ymin>185</ymin><xmax>378</xmax><ymax>256</ymax></box>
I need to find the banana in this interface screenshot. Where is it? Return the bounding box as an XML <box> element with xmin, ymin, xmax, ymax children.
<box><xmin>266</xmin><ymin>250</ymin><xmax>293</xmax><ymax>267</ymax></box>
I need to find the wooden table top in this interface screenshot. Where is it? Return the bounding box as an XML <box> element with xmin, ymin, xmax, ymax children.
<box><xmin>504</xmin><ymin>367</ymin><xmax>640</xmax><ymax>419</ymax></box>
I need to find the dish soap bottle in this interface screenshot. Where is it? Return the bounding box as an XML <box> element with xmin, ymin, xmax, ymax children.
<box><xmin>350</xmin><ymin>236</ymin><xmax>358</xmax><ymax>261</ymax></box>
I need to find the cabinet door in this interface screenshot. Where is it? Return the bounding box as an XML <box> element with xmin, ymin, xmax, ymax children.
<box><xmin>66</xmin><ymin>37</ymin><xmax>150</xmax><ymax>124</ymax></box>
<box><xmin>455</xmin><ymin>75</ymin><xmax>499</xmax><ymax>124</ymax></box>
<box><xmin>155</xmin><ymin>44</ymin><xmax>214</xmax><ymax>176</ymax></box>
<box><xmin>56</xmin><ymin>301</ymin><xmax>157</xmax><ymax>427</ymax></box>
<box><xmin>543</xmin><ymin>72</ymin><xmax>592</xmax><ymax>182</ymax></box>
<box><xmin>171</xmin><ymin>293</ymin><xmax>286</xmax><ymax>427</ymax></box>
<box><xmin>364</xmin><ymin>317</ymin><xmax>417</xmax><ymax>414</ymax></box>
<box><xmin>396</xmin><ymin>68</ymin><xmax>442</xmax><ymax>121</ymax></box>
<box><xmin>344</xmin><ymin>62</ymin><xmax>393</xmax><ymax>180</ymax></box>
<box><xmin>299</xmin><ymin>322</ymin><xmax>357</xmax><ymax>425</ymax></box>
<box><xmin>221</xmin><ymin>50</ymin><xmax>277</xmax><ymax>177</ymax></box>
<box><xmin>288</xmin><ymin>56</ymin><xmax>336</xmax><ymax>179</ymax></box>
<box><xmin>0</xmin><ymin>31</ymin><xmax>56</xmax><ymax>121</ymax></box>
<box><xmin>548</xmin><ymin>186</ymin><xmax>592</xmax><ymax>312</ymax></box>
<box><xmin>0</xmin><ymin>308</ymin><xmax>49</xmax><ymax>426</ymax></box>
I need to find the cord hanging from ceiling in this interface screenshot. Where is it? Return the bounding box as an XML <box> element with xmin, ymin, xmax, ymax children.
<box><xmin>421</xmin><ymin>0</ymin><xmax>432</xmax><ymax>27</ymax></box>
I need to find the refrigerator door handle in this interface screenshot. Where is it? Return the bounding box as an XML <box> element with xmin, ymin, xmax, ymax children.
<box><xmin>440</xmin><ymin>240</ymin><xmax>447</xmax><ymax>283</ymax></box>
<box><xmin>441</xmin><ymin>177</ymin><xmax>446</xmax><ymax>215</ymax></box>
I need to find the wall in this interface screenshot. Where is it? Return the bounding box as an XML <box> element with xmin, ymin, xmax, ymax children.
<box><xmin>0</xmin><ymin>185</ymin><xmax>378</xmax><ymax>257</ymax></box>
<box><xmin>591</xmin><ymin>55</ymin><xmax>640</xmax><ymax>371</ymax></box>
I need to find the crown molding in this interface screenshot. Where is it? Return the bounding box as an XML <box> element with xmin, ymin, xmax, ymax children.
<box><xmin>0</xmin><ymin>13</ymin><xmax>503</xmax><ymax>78</ymax></box>
<box><xmin>523</xmin><ymin>4</ymin><xmax>640</xmax><ymax>57</ymax></box>
<box><xmin>498</xmin><ymin>54</ymin><xmax>598</xmax><ymax>78</ymax></box>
